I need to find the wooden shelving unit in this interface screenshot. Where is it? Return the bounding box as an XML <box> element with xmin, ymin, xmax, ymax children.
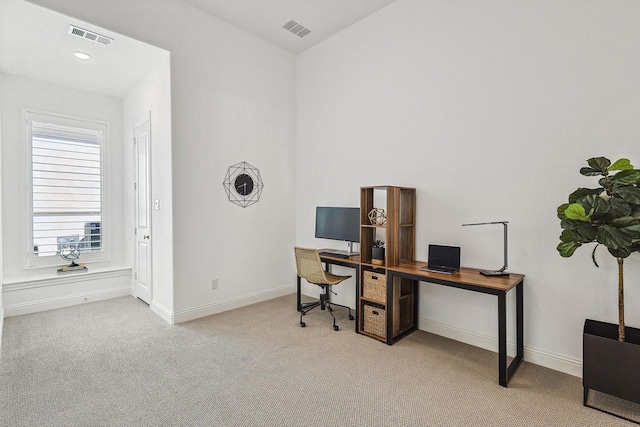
<box><xmin>358</xmin><ymin>186</ymin><xmax>418</xmax><ymax>344</ymax></box>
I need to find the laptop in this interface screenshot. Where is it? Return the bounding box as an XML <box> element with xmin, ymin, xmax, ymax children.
<box><xmin>421</xmin><ymin>244</ymin><xmax>460</xmax><ymax>274</ymax></box>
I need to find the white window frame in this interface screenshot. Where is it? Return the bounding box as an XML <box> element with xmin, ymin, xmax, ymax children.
<box><xmin>25</xmin><ymin>109</ymin><xmax>110</xmax><ymax>269</ymax></box>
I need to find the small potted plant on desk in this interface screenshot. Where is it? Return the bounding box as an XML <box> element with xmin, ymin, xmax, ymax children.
<box><xmin>557</xmin><ymin>156</ymin><xmax>640</xmax><ymax>420</ymax></box>
<box><xmin>372</xmin><ymin>240</ymin><xmax>385</xmax><ymax>266</ymax></box>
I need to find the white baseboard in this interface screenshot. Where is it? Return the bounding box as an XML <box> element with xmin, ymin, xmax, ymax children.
<box><xmin>524</xmin><ymin>343</ymin><xmax>582</xmax><ymax>378</ymax></box>
<box><xmin>150</xmin><ymin>299</ymin><xmax>174</xmax><ymax>324</ymax></box>
<box><xmin>419</xmin><ymin>316</ymin><xmax>582</xmax><ymax>378</ymax></box>
<box><xmin>0</xmin><ymin>308</ymin><xmax>4</xmax><ymax>359</ymax></box>
<box><xmin>167</xmin><ymin>285</ymin><xmax>294</xmax><ymax>324</ymax></box>
<box><xmin>3</xmin><ymin>286</ymin><xmax>131</xmax><ymax>317</ymax></box>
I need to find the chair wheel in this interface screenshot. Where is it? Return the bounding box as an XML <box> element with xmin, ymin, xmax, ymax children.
<box><xmin>333</xmin><ymin>325</ymin><xmax>339</xmax><ymax>331</ymax></box>
<box><xmin>300</xmin><ymin>321</ymin><xmax>306</xmax><ymax>327</ymax></box>
<box><xmin>349</xmin><ymin>314</ymin><xmax>354</xmax><ymax>320</ymax></box>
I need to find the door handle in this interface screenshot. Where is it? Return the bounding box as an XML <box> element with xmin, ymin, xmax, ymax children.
<box><xmin>143</xmin><ymin>235</ymin><xmax>150</xmax><ymax>239</ymax></box>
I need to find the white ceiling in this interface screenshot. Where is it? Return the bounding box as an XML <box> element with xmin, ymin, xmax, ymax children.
<box><xmin>0</xmin><ymin>0</ymin><xmax>394</xmax><ymax>99</ymax></box>
<box><xmin>182</xmin><ymin>0</ymin><xmax>396</xmax><ymax>54</ymax></box>
<box><xmin>0</xmin><ymin>1</ymin><xmax>168</xmax><ymax>98</ymax></box>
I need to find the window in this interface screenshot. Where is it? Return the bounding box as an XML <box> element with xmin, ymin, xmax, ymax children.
<box><xmin>26</xmin><ymin>111</ymin><xmax>107</xmax><ymax>266</ymax></box>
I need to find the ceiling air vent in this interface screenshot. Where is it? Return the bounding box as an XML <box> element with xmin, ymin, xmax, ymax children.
<box><xmin>283</xmin><ymin>20</ymin><xmax>311</xmax><ymax>38</ymax></box>
<box><xmin>68</xmin><ymin>25</ymin><xmax>113</xmax><ymax>46</ymax></box>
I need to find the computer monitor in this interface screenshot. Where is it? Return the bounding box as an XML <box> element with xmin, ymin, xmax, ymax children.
<box><xmin>315</xmin><ymin>206</ymin><xmax>360</xmax><ymax>254</ymax></box>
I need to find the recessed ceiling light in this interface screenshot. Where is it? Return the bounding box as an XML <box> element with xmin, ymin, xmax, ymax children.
<box><xmin>73</xmin><ymin>51</ymin><xmax>91</xmax><ymax>60</ymax></box>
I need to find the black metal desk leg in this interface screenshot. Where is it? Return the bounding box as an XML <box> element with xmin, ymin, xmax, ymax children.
<box><xmin>385</xmin><ymin>272</ymin><xmax>394</xmax><ymax>345</ymax></box>
<box><xmin>354</xmin><ymin>266</ymin><xmax>360</xmax><ymax>333</ymax></box>
<box><xmin>517</xmin><ymin>281</ymin><xmax>524</xmax><ymax>359</ymax></box>
<box><xmin>297</xmin><ymin>275</ymin><xmax>301</xmax><ymax>312</ymax></box>
<box><xmin>498</xmin><ymin>292</ymin><xmax>507</xmax><ymax>387</ymax></box>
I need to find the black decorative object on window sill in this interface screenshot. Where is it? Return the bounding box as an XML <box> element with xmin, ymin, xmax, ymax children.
<box><xmin>56</xmin><ymin>240</ymin><xmax>87</xmax><ymax>275</ymax></box>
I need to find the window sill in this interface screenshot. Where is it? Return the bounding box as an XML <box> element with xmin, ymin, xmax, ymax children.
<box><xmin>3</xmin><ymin>266</ymin><xmax>132</xmax><ymax>292</ymax></box>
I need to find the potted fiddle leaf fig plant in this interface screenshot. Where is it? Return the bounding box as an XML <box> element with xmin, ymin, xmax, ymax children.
<box><xmin>557</xmin><ymin>156</ymin><xmax>640</xmax><ymax>410</ymax></box>
<box><xmin>372</xmin><ymin>240</ymin><xmax>385</xmax><ymax>266</ymax></box>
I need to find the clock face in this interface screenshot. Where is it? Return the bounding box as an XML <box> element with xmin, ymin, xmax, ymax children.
<box><xmin>234</xmin><ymin>173</ymin><xmax>254</xmax><ymax>196</ymax></box>
<box><xmin>223</xmin><ymin>161</ymin><xmax>263</xmax><ymax>208</ymax></box>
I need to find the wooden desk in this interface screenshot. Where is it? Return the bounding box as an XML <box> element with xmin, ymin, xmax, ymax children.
<box><xmin>297</xmin><ymin>252</ymin><xmax>524</xmax><ymax>387</ymax></box>
<box><xmin>387</xmin><ymin>261</ymin><xmax>524</xmax><ymax>387</ymax></box>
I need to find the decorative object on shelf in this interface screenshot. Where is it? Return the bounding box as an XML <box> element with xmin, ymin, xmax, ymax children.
<box><xmin>371</xmin><ymin>240</ymin><xmax>385</xmax><ymax>265</ymax></box>
<box><xmin>462</xmin><ymin>221</ymin><xmax>509</xmax><ymax>276</ymax></box>
<box><xmin>223</xmin><ymin>161</ymin><xmax>264</xmax><ymax>208</ymax></box>
<box><xmin>368</xmin><ymin>208</ymin><xmax>386</xmax><ymax>226</ymax></box>
<box><xmin>56</xmin><ymin>240</ymin><xmax>87</xmax><ymax>275</ymax></box>
<box><xmin>556</xmin><ymin>156</ymin><xmax>640</xmax><ymax>419</ymax></box>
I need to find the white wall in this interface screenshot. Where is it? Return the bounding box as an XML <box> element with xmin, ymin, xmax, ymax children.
<box><xmin>297</xmin><ymin>0</ymin><xmax>640</xmax><ymax>376</ymax></box>
<box><xmin>0</xmin><ymin>71</ymin><xmax>4</xmax><ymax>353</ymax></box>
<box><xmin>122</xmin><ymin>56</ymin><xmax>173</xmax><ymax>317</ymax></box>
<box><xmin>1</xmin><ymin>73</ymin><xmax>131</xmax><ymax>314</ymax></box>
<box><xmin>30</xmin><ymin>0</ymin><xmax>298</xmax><ymax>321</ymax></box>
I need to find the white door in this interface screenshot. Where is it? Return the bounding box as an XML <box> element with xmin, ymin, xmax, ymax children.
<box><xmin>133</xmin><ymin>114</ymin><xmax>152</xmax><ymax>304</ymax></box>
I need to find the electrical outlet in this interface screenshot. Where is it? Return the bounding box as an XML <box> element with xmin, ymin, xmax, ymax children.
<box><xmin>211</xmin><ymin>278</ymin><xmax>218</xmax><ymax>290</ymax></box>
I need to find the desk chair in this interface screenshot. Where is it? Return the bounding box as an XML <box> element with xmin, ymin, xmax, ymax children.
<box><xmin>294</xmin><ymin>247</ymin><xmax>354</xmax><ymax>331</ymax></box>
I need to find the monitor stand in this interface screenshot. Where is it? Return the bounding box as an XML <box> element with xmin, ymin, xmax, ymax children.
<box><xmin>326</xmin><ymin>242</ymin><xmax>359</xmax><ymax>257</ymax></box>
<box><xmin>329</xmin><ymin>250</ymin><xmax>360</xmax><ymax>257</ymax></box>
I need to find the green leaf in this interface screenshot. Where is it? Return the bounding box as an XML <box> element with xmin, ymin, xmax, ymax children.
<box><xmin>608</xmin><ymin>246</ymin><xmax>632</xmax><ymax>258</ymax></box>
<box><xmin>609</xmin><ymin>158</ymin><xmax>633</xmax><ymax>171</ymax></box>
<box><xmin>560</xmin><ymin>229</ymin><xmax>580</xmax><ymax>243</ymax></box>
<box><xmin>609</xmin><ymin>198</ymin><xmax>633</xmax><ymax>218</ymax></box>
<box><xmin>624</xmin><ymin>225</ymin><xmax>640</xmax><ymax>239</ymax></box>
<box><xmin>596</xmin><ymin>225</ymin><xmax>633</xmax><ymax>249</ymax></box>
<box><xmin>557</xmin><ymin>241</ymin><xmax>581</xmax><ymax>257</ymax></box>
<box><xmin>557</xmin><ymin>203</ymin><xmax>570</xmax><ymax>220</ymax></box>
<box><xmin>587</xmin><ymin>157</ymin><xmax>611</xmax><ymax>173</ymax></box>
<box><xmin>568</xmin><ymin>188</ymin><xmax>601</xmax><ymax>203</ymax></box>
<box><xmin>564</xmin><ymin>203</ymin><xmax>590</xmax><ymax>221</ymax></box>
<box><xmin>614</xmin><ymin>186</ymin><xmax>640</xmax><ymax>205</ymax></box>
<box><xmin>611</xmin><ymin>170</ymin><xmax>640</xmax><ymax>185</ymax></box>
<box><xmin>599</xmin><ymin>177</ymin><xmax>611</xmax><ymax>188</ymax></box>
<box><xmin>612</xmin><ymin>217</ymin><xmax>640</xmax><ymax>239</ymax></box>
<box><xmin>560</xmin><ymin>226</ymin><xmax>597</xmax><ymax>243</ymax></box>
<box><xmin>579</xmin><ymin>194</ymin><xmax>609</xmax><ymax>218</ymax></box>
<box><xmin>612</xmin><ymin>216</ymin><xmax>639</xmax><ymax>227</ymax></box>
<box><xmin>575</xmin><ymin>223</ymin><xmax>598</xmax><ymax>241</ymax></box>
<box><xmin>580</xmin><ymin>167</ymin><xmax>602</xmax><ymax>177</ymax></box>
<box><xmin>560</xmin><ymin>218</ymin><xmax>584</xmax><ymax>230</ymax></box>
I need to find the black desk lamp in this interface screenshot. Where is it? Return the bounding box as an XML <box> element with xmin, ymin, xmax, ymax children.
<box><xmin>462</xmin><ymin>221</ymin><xmax>509</xmax><ymax>277</ymax></box>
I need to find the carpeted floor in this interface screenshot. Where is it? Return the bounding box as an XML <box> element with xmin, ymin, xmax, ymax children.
<box><xmin>1</xmin><ymin>294</ymin><xmax>638</xmax><ymax>426</ymax></box>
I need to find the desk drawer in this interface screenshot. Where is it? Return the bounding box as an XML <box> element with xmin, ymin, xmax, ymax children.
<box><xmin>363</xmin><ymin>270</ymin><xmax>386</xmax><ymax>303</ymax></box>
<box><xmin>363</xmin><ymin>303</ymin><xmax>386</xmax><ymax>339</ymax></box>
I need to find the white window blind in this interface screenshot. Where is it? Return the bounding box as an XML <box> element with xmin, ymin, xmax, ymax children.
<box><xmin>30</xmin><ymin>115</ymin><xmax>104</xmax><ymax>258</ymax></box>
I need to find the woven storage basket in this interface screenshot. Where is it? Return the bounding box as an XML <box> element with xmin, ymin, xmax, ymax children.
<box><xmin>363</xmin><ymin>303</ymin><xmax>386</xmax><ymax>339</ymax></box>
<box><xmin>363</xmin><ymin>270</ymin><xmax>386</xmax><ymax>303</ymax></box>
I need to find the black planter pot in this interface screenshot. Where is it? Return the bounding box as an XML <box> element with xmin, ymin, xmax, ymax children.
<box><xmin>371</xmin><ymin>247</ymin><xmax>385</xmax><ymax>265</ymax></box>
<box><xmin>583</xmin><ymin>319</ymin><xmax>640</xmax><ymax>421</ymax></box>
